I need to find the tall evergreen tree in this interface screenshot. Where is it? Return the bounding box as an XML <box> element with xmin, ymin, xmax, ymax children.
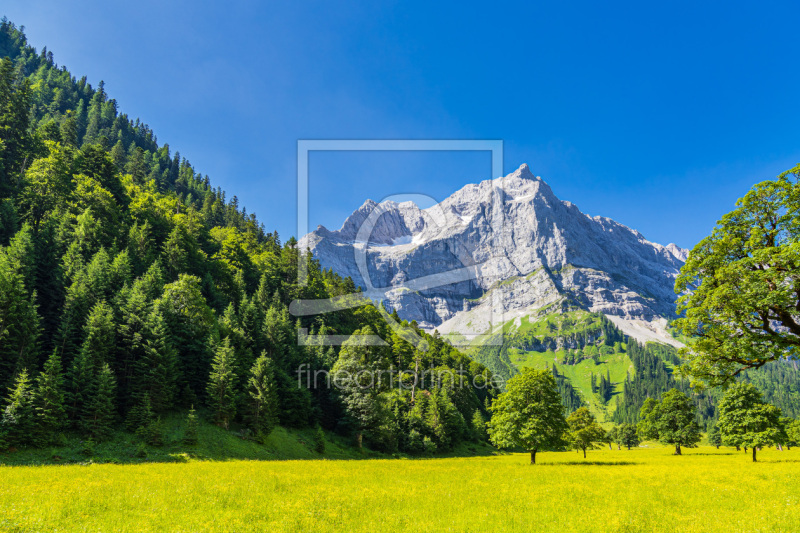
<box><xmin>33</xmin><ymin>350</ymin><xmax>66</xmax><ymax>445</ymax></box>
<box><xmin>246</xmin><ymin>353</ymin><xmax>279</xmax><ymax>442</ymax></box>
<box><xmin>83</xmin><ymin>363</ymin><xmax>116</xmax><ymax>441</ymax></box>
<box><xmin>207</xmin><ymin>337</ymin><xmax>237</xmax><ymax>430</ymax></box>
<box><xmin>0</xmin><ymin>369</ymin><xmax>36</xmax><ymax>446</ymax></box>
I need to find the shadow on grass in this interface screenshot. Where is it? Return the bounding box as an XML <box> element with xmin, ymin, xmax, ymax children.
<box><xmin>538</xmin><ymin>461</ymin><xmax>638</xmax><ymax>466</ymax></box>
<box><xmin>687</xmin><ymin>453</ymin><xmax>737</xmax><ymax>456</ymax></box>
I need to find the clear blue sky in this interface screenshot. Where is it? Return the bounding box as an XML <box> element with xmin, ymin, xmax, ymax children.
<box><xmin>5</xmin><ymin>0</ymin><xmax>800</xmax><ymax>248</ymax></box>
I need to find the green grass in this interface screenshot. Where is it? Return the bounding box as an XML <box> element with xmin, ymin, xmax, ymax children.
<box><xmin>0</xmin><ymin>414</ymin><xmax>374</xmax><ymax>466</ymax></box>
<box><xmin>501</xmin><ymin>309</ymin><xmax>601</xmax><ymax>336</ymax></box>
<box><xmin>1</xmin><ymin>445</ymin><xmax>798</xmax><ymax>531</ymax></box>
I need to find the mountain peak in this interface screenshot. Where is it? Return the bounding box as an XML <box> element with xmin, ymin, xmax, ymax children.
<box><xmin>508</xmin><ymin>163</ymin><xmax>536</xmax><ymax>180</ymax></box>
<box><xmin>302</xmin><ymin>162</ymin><xmax>686</xmax><ymax>346</ymax></box>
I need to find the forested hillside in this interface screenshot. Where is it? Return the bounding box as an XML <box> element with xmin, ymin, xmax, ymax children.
<box><xmin>0</xmin><ymin>19</ymin><xmax>494</xmax><ymax>456</ymax></box>
<box><xmin>470</xmin><ymin>308</ymin><xmax>800</xmax><ymax>428</ymax></box>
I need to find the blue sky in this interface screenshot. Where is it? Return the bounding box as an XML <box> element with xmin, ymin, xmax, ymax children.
<box><xmin>5</xmin><ymin>0</ymin><xmax>800</xmax><ymax>248</ymax></box>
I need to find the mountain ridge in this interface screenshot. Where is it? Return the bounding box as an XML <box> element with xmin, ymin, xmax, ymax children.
<box><xmin>300</xmin><ymin>163</ymin><xmax>688</xmax><ymax>347</ymax></box>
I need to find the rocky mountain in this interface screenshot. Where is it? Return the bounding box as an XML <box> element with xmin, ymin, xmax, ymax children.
<box><xmin>299</xmin><ymin>163</ymin><xmax>688</xmax><ymax>347</ymax></box>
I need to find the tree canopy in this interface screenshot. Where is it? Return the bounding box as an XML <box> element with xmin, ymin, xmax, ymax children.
<box><xmin>566</xmin><ymin>407</ymin><xmax>606</xmax><ymax>458</ymax></box>
<box><xmin>717</xmin><ymin>382</ymin><xmax>783</xmax><ymax>462</ymax></box>
<box><xmin>637</xmin><ymin>389</ymin><xmax>701</xmax><ymax>455</ymax></box>
<box><xmin>487</xmin><ymin>368</ymin><xmax>567</xmax><ymax>464</ymax></box>
<box><xmin>675</xmin><ymin>165</ymin><xmax>800</xmax><ymax>387</ymax></box>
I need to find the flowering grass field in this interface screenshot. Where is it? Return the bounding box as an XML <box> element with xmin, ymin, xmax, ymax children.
<box><xmin>1</xmin><ymin>446</ymin><xmax>798</xmax><ymax>532</ymax></box>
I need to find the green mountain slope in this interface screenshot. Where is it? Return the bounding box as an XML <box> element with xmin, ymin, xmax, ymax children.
<box><xmin>0</xmin><ymin>19</ymin><xmax>495</xmax><ymax>460</ymax></box>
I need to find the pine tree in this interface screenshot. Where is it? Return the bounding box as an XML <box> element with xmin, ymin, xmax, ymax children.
<box><xmin>183</xmin><ymin>405</ymin><xmax>199</xmax><ymax>445</ymax></box>
<box><xmin>0</xmin><ymin>247</ymin><xmax>41</xmax><ymax>391</ymax></box>
<box><xmin>138</xmin><ymin>310</ymin><xmax>178</xmax><ymax>413</ymax></box>
<box><xmin>33</xmin><ymin>351</ymin><xmax>66</xmax><ymax>445</ymax></box>
<box><xmin>207</xmin><ymin>337</ymin><xmax>237</xmax><ymax>430</ymax></box>
<box><xmin>84</xmin><ymin>363</ymin><xmax>116</xmax><ymax>441</ymax></box>
<box><xmin>471</xmin><ymin>409</ymin><xmax>487</xmax><ymax>442</ymax></box>
<box><xmin>313</xmin><ymin>424</ymin><xmax>326</xmax><ymax>454</ymax></box>
<box><xmin>1</xmin><ymin>369</ymin><xmax>36</xmax><ymax>446</ymax></box>
<box><xmin>68</xmin><ymin>301</ymin><xmax>115</xmax><ymax>423</ymax></box>
<box><xmin>247</xmin><ymin>353</ymin><xmax>278</xmax><ymax>441</ymax></box>
<box><xmin>126</xmin><ymin>391</ymin><xmax>154</xmax><ymax>432</ymax></box>
<box><xmin>127</xmin><ymin>392</ymin><xmax>162</xmax><ymax>446</ymax></box>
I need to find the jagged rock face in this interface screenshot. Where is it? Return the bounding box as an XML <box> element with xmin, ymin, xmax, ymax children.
<box><xmin>299</xmin><ymin>164</ymin><xmax>688</xmax><ymax>345</ymax></box>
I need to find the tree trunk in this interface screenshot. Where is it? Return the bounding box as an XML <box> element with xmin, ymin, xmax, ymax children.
<box><xmin>675</xmin><ymin>444</ymin><xmax>681</xmax><ymax>455</ymax></box>
<box><xmin>583</xmin><ymin>448</ymin><xmax>587</xmax><ymax>459</ymax></box>
<box><xmin>356</xmin><ymin>432</ymin><xmax>363</xmax><ymax>451</ymax></box>
<box><xmin>752</xmin><ymin>446</ymin><xmax>757</xmax><ymax>462</ymax></box>
<box><xmin>530</xmin><ymin>450</ymin><xmax>537</xmax><ymax>464</ymax></box>
<box><xmin>608</xmin><ymin>442</ymin><xmax>612</xmax><ymax>450</ymax></box>
<box><xmin>410</xmin><ymin>359</ymin><xmax>419</xmax><ymax>404</ymax></box>
<box><xmin>777</xmin><ymin>444</ymin><xmax>783</xmax><ymax>451</ymax></box>
<box><xmin>744</xmin><ymin>446</ymin><xmax>747</xmax><ymax>453</ymax></box>
<box><xmin>618</xmin><ymin>445</ymin><xmax>621</xmax><ymax>450</ymax></box>
<box><xmin>735</xmin><ymin>446</ymin><xmax>740</xmax><ymax>451</ymax></box>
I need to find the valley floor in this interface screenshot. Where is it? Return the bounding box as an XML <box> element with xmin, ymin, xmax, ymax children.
<box><xmin>1</xmin><ymin>445</ymin><xmax>798</xmax><ymax>532</ymax></box>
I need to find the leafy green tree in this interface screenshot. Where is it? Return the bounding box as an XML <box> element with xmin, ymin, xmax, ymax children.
<box><xmin>207</xmin><ymin>337</ymin><xmax>237</xmax><ymax>429</ymax></box>
<box><xmin>708</xmin><ymin>425</ymin><xmax>723</xmax><ymax>448</ymax></box>
<box><xmin>638</xmin><ymin>389</ymin><xmax>701</xmax><ymax>455</ymax></box>
<box><xmin>717</xmin><ymin>383</ymin><xmax>783</xmax><ymax>462</ymax></box>
<box><xmin>566</xmin><ymin>407</ymin><xmax>606</xmax><ymax>458</ymax></box>
<box><xmin>487</xmin><ymin>368</ymin><xmax>567</xmax><ymax>464</ymax></box>
<box><xmin>33</xmin><ymin>350</ymin><xmax>66</xmax><ymax>445</ymax></box>
<box><xmin>675</xmin><ymin>165</ymin><xmax>800</xmax><ymax>386</ymax></box>
<box><xmin>637</xmin><ymin>398</ymin><xmax>658</xmax><ymax>440</ymax></box>
<box><xmin>619</xmin><ymin>424</ymin><xmax>640</xmax><ymax>450</ymax></box>
<box><xmin>607</xmin><ymin>425</ymin><xmax>621</xmax><ymax>450</ymax></box>
<box><xmin>1</xmin><ymin>369</ymin><xmax>36</xmax><ymax>446</ymax></box>
<box><xmin>785</xmin><ymin>419</ymin><xmax>800</xmax><ymax>449</ymax></box>
<box><xmin>246</xmin><ymin>353</ymin><xmax>279</xmax><ymax>441</ymax></box>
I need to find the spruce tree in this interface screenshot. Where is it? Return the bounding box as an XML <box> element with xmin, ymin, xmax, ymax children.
<box><xmin>183</xmin><ymin>405</ymin><xmax>199</xmax><ymax>445</ymax></box>
<box><xmin>1</xmin><ymin>369</ymin><xmax>36</xmax><ymax>446</ymax></box>
<box><xmin>313</xmin><ymin>424</ymin><xmax>326</xmax><ymax>454</ymax></box>
<box><xmin>207</xmin><ymin>337</ymin><xmax>237</xmax><ymax>430</ymax></box>
<box><xmin>33</xmin><ymin>351</ymin><xmax>66</xmax><ymax>445</ymax></box>
<box><xmin>84</xmin><ymin>363</ymin><xmax>116</xmax><ymax>441</ymax></box>
<box><xmin>247</xmin><ymin>353</ymin><xmax>278</xmax><ymax>442</ymax></box>
<box><xmin>471</xmin><ymin>409</ymin><xmax>487</xmax><ymax>442</ymax></box>
<box><xmin>139</xmin><ymin>310</ymin><xmax>178</xmax><ymax>413</ymax></box>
